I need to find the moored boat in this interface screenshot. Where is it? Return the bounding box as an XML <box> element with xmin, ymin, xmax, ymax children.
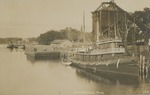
<box><xmin>71</xmin><ymin>38</ymin><xmax>139</xmax><ymax>76</ymax></box>
<box><xmin>71</xmin><ymin>1</ymin><xmax>140</xmax><ymax>77</ymax></box>
<box><xmin>7</xmin><ymin>42</ymin><xmax>18</xmax><ymax>49</ymax></box>
<box><xmin>62</xmin><ymin>59</ymin><xmax>72</xmax><ymax>66</ymax></box>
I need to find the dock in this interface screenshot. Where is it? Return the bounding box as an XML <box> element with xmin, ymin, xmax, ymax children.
<box><xmin>25</xmin><ymin>45</ymin><xmax>60</xmax><ymax>59</ymax></box>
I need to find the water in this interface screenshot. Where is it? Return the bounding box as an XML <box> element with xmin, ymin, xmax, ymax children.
<box><xmin>0</xmin><ymin>45</ymin><xmax>150</xmax><ymax>95</ymax></box>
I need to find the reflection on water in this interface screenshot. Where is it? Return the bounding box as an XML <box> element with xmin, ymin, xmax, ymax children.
<box><xmin>7</xmin><ymin>47</ymin><xmax>25</xmax><ymax>52</ymax></box>
<box><xmin>75</xmin><ymin>68</ymin><xmax>150</xmax><ymax>94</ymax></box>
<box><xmin>26</xmin><ymin>54</ymin><xmax>59</xmax><ymax>63</ymax></box>
<box><xmin>26</xmin><ymin>55</ymin><xmax>35</xmax><ymax>63</ymax></box>
<box><xmin>76</xmin><ymin>69</ymin><xmax>140</xmax><ymax>85</ymax></box>
<box><xmin>0</xmin><ymin>45</ymin><xmax>150</xmax><ymax>95</ymax></box>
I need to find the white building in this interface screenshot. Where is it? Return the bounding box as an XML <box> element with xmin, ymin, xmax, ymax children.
<box><xmin>50</xmin><ymin>40</ymin><xmax>72</xmax><ymax>48</ymax></box>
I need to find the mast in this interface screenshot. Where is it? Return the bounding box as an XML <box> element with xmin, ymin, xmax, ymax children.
<box><xmin>133</xmin><ymin>17</ymin><xmax>136</xmax><ymax>56</ymax></box>
<box><xmin>114</xmin><ymin>12</ymin><xmax>117</xmax><ymax>38</ymax></box>
<box><xmin>96</xmin><ymin>11</ymin><xmax>100</xmax><ymax>43</ymax></box>
<box><xmin>83</xmin><ymin>12</ymin><xmax>86</xmax><ymax>43</ymax></box>
<box><xmin>124</xmin><ymin>12</ymin><xmax>129</xmax><ymax>55</ymax></box>
<box><xmin>117</xmin><ymin>9</ymin><xmax>119</xmax><ymax>38</ymax></box>
<box><xmin>108</xmin><ymin>10</ymin><xmax>110</xmax><ymax>38</ymax></box>
<box><xmin>80</xmin><ymin>25</ymin><xmax>83</xmax><ymax>42</ymax></box>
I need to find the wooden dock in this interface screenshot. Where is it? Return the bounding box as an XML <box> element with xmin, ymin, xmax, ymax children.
<box><xmin>25</xmin><ymin>45</ymin><xmax>60</xmax><ymax>59</ymax></box>
<box><xmin>25</xmin><ymin>51</ymin><xmax>60</xmax><ymax>59</ymax></box>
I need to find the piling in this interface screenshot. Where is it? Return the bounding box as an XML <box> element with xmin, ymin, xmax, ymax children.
<box><xmin>142</xmin><ymin>56</ymin><xmax>145</xmax><ymax>75</ymax></box>
<box><xmin>139</xmin><ymin>55</ymin><xmax>142</xmax><ymax>75</ymax></box>
<box><xmin>140</xmin><ymin>55</ymin><xmax>149</xmax><ymax>79</ymax></box>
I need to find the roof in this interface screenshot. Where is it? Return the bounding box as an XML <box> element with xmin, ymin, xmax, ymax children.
<box><xmin>95</xmin><ymin>1</ymin><xmax>118</xmax><ymax>12</ymax></box>
<box><xmin>51</xmin><ymin>39</ymin><xmax>69</xmax><ymax>44</ymax></box>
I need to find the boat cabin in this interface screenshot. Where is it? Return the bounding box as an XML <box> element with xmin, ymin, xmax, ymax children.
<box><xmin>75</xmin><ymin>38</ymin><xmax>125</xmax><ymax>62</ymax></box>
<box><xmin>91</xmin><ymin>38</ymin><xmax>125</xmax><ymax>55</ymax></box>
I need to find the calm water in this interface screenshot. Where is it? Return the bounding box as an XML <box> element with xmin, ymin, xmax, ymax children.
<box><xmin>0</xmin><ymin>45</ymin><xmax>150</xmax><ymax>95</ymax></box>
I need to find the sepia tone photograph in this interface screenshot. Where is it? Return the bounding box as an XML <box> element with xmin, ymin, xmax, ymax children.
<box><xmin>0</xmin><ymin>0</ymin><xmax>150</xmax><ymax>95</ymax></box>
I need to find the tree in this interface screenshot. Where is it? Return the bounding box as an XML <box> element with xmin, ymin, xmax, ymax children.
<box><xmin>37</xmin><ymin>30</ymin><xmax>65</xmax><ymax>45</ymax></box>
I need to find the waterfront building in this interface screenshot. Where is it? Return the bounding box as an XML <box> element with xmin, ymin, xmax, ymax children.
<box><xmin>50</xmin><ymin>39</ymin><xmax>72</xmax><ymax>48</ymax></box>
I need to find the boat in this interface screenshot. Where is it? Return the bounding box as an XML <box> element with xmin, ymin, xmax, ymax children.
<box><xmin>7</xmin><ymin>42</ymin><xmax>18</xmax><ymax>48</ymax></box>
<box><xmin>62</xmin><ymin>59</ymin><xmax>72</xmax><ymax>66</ymax></box>
<box><xmin>71</xmin><ymin>38</ymin><xmax>139</xmax><ymax>76</ymax></box>
<box><xmin>71</xmin><ymin>1</ymin><xmax>140</xmax><ymax>77</ymax></box>
<box><xmin>7</xmin><ymin>44</ymin><xmax>15</xmax><ymax>48</ymax></box>
<box><xmin>17</xmin><ymin>44</ymin><xmax>25</xmax><ymax>49</ymax></box>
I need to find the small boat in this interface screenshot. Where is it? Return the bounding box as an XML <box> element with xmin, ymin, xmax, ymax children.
<box><xmin>18</xmin><ymin>45</ymin><xmax>25</xmax><ymax>49</ymax></box>
<box><xmin>7</xmin><ymin>44</ymin><xmax>15</xmax><ymax>48</ymax></box>
<box><xmin>7</xmin><ymin>41</ymin><xmax>18</xmax><ymax>48</ymax></box>
<box><xmin>62</xmin><ymin>59</ymin><xmax>72</xmax><ymax>66</ymax></box>
<box><xmin>7</xmin><ymin>44</ymin><xmax>18</xmax><ymax>48</ymax></box>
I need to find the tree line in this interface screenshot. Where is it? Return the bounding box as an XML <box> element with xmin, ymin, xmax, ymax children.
<box><xmin>0</xmin><ymin>38</ymin><xmax>22</xmax><ymax>44</ymax></box>
<box><xmin>36</xmin><ymin>27</ymin><xmax>92</xmax><ymax>45</ymax></box>
<box><xmin>127</xmin><ymin>7</ymin><xmax>150</xmax><ymax>44</ymax></box>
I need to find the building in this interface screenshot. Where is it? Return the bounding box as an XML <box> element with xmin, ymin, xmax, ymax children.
<box><xmin>92</xmin><ymin>1</ymin><xmax>149</xmax><ymax>44</ymax></box>
<box><xmin>50</xmin><ymin>39</ymin><xmax>72</xmax><ymax>48</ymax></box>
<box><xmin>92</xmin><ymin>1</ymin><xmax>150</xmax><ymax>56</ymax></box>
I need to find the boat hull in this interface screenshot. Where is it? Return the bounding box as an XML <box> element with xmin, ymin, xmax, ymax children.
<box><xmin>71</xmin><ymin>59</ymin><xmax>139</xmax><ymax>77</ymax></box>
<box><xmin>62</xmin><ymin>59</ymin><xmax>72</xmax><ymax>66</ymax></box>
<box><xmin>7</xmin><ymin>45</ymin><xmax>18</xmax><ymax>48</ymax></box>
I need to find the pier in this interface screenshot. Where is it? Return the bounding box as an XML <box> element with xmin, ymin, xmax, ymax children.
<box><xmin>25</xmin><ymin>45</ymin><xmax>60</xmax><ymax>59</ymax></box>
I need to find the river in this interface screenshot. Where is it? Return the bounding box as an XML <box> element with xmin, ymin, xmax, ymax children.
<box><xmin>0</xmin><ymin>45</ymin><xmax>150</xmax><ymax>95</ymax></box>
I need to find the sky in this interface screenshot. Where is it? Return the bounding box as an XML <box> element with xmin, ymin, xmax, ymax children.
<box><xmin>0</xmin><ymin>0</ymin><xmax>150</xmax><ymax>38</ymax></box>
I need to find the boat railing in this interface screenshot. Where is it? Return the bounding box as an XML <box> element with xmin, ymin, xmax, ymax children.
<box><xmin>91</xmin><ymin>48</ymin><xmax>125</xmax><ymax>54</ymax></box>
<box><xmin>98</xmin><ymin>38</ymin><xmax>122</xmax><ymax>43</ymax></box>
